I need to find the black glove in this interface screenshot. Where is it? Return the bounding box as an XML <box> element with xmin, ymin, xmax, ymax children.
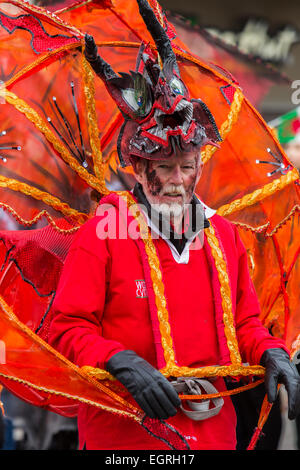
<box><xmin>260</xmin><ymin>348</ymin><xmax>300</xmax><ymax>419</ymax></box>
<box><xmin>106</xmin><ymin>350</ymin><xmax>181</xmax><ymax>419</ymax></box>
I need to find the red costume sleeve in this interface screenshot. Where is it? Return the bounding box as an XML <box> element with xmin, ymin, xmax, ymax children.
<box><xmin>48</xmin><ymin>217</ymin><xmax>125</xmax><ymax>369</ymax></box>
<box><xmin>233</xmin><ymin>224</ymin><xmax>289</xmax><ymax>365</ymax></box>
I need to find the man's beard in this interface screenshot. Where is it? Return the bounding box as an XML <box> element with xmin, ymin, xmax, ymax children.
<box><xmin>155</xmin><ymin>202</ymin><xmax>184</xmax><ymax>219</ymax></box>
<box><xmin>147</xmin><ymin>184</ymin><xmax>189</xmax><ymax>220</ymax></box>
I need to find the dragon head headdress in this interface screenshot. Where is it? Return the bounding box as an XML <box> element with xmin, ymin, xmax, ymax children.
<box><xmin>84</xmin><ymin>0</ymin><xmax>221</xmax><ymax>167</ymax></box>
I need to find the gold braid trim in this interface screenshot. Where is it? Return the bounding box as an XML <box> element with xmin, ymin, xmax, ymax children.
<box><xmin>231</xmin><ymin>205</ymin><xmax>300</xmax><ymax>237</ymax></box>
<box><xmin>0</xmin><ymin>371</ymin><xmax>141</xmax><ymax>421</ymax></box>
<box><xmin>201</xmin><ymin>88</ymin><xmax>243</xmax><ymax>165</ymax></box>
<box><xmin>217</xmin><ymin>168</ymin><xmax>299</xmax><ymax>218</ymax></box>
<box><xmin>0</xmin><ymin>175</ymin><xmax>88</xmax><ymax>225</ymax></box>
<box><xmin>81</xmin><ymin>47</ymin><xmax>109</xmax><ymax>194</ymax></box>
<box><xmin>1</xmin><ymin>89</ymin><xmax>105</xmax><ymax>194</ymax></box>
<box><xmin>204</xmin><ymin>223</ymin><xmax>242</xmax><ymax>364</ymax></box>
<box><xmin>0</xmin><ymin>203</ymin><xmax>82</xmax><ymax>233</ymax></box>
<box><xmin>0</xmin><ymin>295</ymin><xmax>141</xmax><ymax>419</ymax></box>
<box><xmin>159</xmin><ymin>364</ymin><xmax>265</xmax><ymax>378</ymax></box>
<box><xmin>81</xmin><ymin>363</ymin><xmax>265</xmax><ymax>380</ymax></box>
<box><xmin>267</xmin><ymin>204</ymin><xmax>300</xmax><ymax>237</ymax></box>
<box><xmin>231</xmin><ymin>220</ymin><xmax>270</xmax><ymax>234</ymax></box>
<box><xmin>119</xmin><ymin>191</ymin><xmax>176</xmax><ymax>368</ymax></box>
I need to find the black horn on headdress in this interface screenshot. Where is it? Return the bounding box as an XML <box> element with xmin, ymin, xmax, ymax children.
<box><xmin>84</xmin><ymin>34</ymin><xmax>118</xmax><ymax>81</ymax></box>
<box><xmin>84</xmin><ymin>33</ymin><xmax>153</xmax><ymax>120</ymax></box>
<box><xmin>136</xmin><ymin>0</ymin><xmax>180</xmax><ymax>78</ymax></box>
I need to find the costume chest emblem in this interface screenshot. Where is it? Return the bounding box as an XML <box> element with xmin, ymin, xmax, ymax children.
<box><xmin>135</xmin><ymin>279</ymin><xmax>148</xmax><ymax>298</ymax></box>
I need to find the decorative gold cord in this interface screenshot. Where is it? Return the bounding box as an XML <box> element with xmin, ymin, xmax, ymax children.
<box><xmin>231</xmin><ymin>220</ymin><xmax>270</xmax><ymax>234</ymax></box>
<box><xmin>0</xmin><ymin>175</ymin><xmax>88</xmax><ymax>224</ymax></box>
<box><xmin>119</xmin><ymin>191</ymin><xmax>176</xmax><ymax>368</ymax></box>
<box><xmin>0</xmin><ymin>203</ymin><xmax>82</xmax><ymax>233</ymax></box>
<box><xmin>217</xmin><ymin>168</ymin><xmax>299</xmax><ymax>218</ymax></box>
<box><xmin>267</xmin><ymin>204</ymin><xmax>300</xmax><ymax>237</ymax></box>
<box><xmin>231</xmin><ymin>205</ymin><xmax>300</xmax><ymax>237</ymax></box>
<box><xmin>0</xmin><ymin>370</ymin><xmax>140</xmax><ymax>421</ymax></box>
<box><xmin>82</xmin><ymin>363</ymin><xmax>265</xmax><ymax>381</ymax></box>
<box><xmin>201</xmin><ymin>88</ymin><xmax>243</xmax><ymax>165</ymax></box>
<box><xmin>81</xmin><ymin>46</ymin><xmax>109</xmax><ymax>194</ymax></box>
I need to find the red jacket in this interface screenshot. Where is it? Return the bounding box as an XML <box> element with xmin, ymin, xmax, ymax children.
<box><xmin>48</xmin><ymin>192</ymin><xmax>287</xmax><ymax>450</ymax></box>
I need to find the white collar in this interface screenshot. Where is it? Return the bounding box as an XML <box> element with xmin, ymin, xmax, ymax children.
<box><xmin>130</xmin><ymin>189</ymin><xmax>216</xmax><ymax>264</ymax></box>
<box><xmin>139</xmin><ymin>196</ymin><xmax>215</xmax><ymax>264</ymax></box>
<box><xmin>199</xmin><ymin>199</ymin><xmax>216</xmax><ymax>219</ymax></box>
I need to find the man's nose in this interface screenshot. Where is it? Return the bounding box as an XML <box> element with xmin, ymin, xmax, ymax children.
<box><xmin>169</xmin><ymin>166</ymin><xmax>184</xmax><ymax>184</ymax></box>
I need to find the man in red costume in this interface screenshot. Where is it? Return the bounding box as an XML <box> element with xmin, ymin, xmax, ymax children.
<box><xmin>48</xmin><ymin>0</ymin><xmax>300</xmax><ymax>450</ymax></box>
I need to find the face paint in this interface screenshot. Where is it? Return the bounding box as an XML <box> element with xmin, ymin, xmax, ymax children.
<box><xmin>145</xmin><ymin>162</ymin><xmax>163</xmax><ymax>197</ymax></box>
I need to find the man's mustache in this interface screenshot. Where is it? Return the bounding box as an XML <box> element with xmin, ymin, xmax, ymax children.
<box><xmin>161</xmin><ymin>184</ymin><xmax>185</xmax><ymax>197</ymax></box>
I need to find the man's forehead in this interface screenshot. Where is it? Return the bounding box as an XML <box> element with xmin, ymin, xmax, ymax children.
<box><xmin>152</xmin><ymin>151</ymin><xmax>201</xmax><ymax>165</ymax></box>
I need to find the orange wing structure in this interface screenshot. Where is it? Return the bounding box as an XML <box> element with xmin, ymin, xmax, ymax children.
<box><xmin>0</xmin><ymin>0</ymin><xmax>299</xmax><ymax>449</ymax></box>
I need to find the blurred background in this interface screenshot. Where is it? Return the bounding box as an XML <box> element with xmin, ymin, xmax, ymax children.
<box><xmin>1</xmin><ymin>0</ymin><xmax>300</xmax><ymax>451</ymax></box>
<box><xmin>160</xmin><ymin>0</ymin><xmax>300</xmax><ymax>122</ymax></box>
